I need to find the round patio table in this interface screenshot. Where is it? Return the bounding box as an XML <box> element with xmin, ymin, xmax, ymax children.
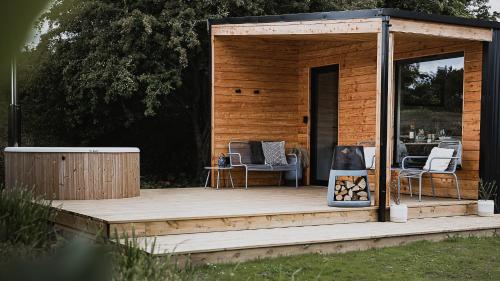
<box><xmin>204</xmin><ymin>166</ymin><xmax>235</xmax><ymax>189</ymax></box>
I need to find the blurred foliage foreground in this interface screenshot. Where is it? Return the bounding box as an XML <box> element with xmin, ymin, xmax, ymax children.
<box><xmin>0</xmin><ymin>186</ymin><xmax>196</xmax><ymax>281</ymax></box>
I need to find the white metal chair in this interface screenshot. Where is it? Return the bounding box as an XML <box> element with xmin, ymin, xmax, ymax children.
<box><xmin>357</xmin><ymin>141</ymin><xmax>376</xmax><ymax>170</ymax></box>
<box><xmin>364</xmin><ymin>147</ymin><xmax>376</xmax><ymax>170</ymax></box>
<box><xmin>397</xmin><ymin>140</ymin><xmax>462</xmax><ymax>202</ymax></box>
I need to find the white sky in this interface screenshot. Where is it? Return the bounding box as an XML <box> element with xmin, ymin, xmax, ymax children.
<box><xmin>490</xmin><ymin>0</ymin><xmax>500</xmax><ymax>14</ymax></box>
<box><xmin>415</xmin><ymin>57</ymin><xmax>463</xmax><ymax>74</ymax></box>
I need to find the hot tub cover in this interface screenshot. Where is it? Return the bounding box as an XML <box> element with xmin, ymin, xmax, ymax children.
<box><xmin>4</xmin><ymin>147</ymin><xmax>140</xmax><ymax>153</ymax></box>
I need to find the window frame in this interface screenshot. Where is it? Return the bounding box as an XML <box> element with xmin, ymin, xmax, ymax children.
<box><xmin>392</xmin><ymin>52</ymin><xmax>465</xmax><ymax>167</ymax></box>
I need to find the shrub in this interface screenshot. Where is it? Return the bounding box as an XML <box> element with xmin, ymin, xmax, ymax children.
<box><xmin>478</xmin><ymin>179</ymin><xmax>498</xmax><ymax>201</ymax></box>
<box><xmin>0</xmin><ymin>186</ymin><xmax>56</xmax><ymax>248</ymax></box>
<box><xmin>111</xmin><ymin>232</ymin><xmax>194</xmax><ymax>281</ymax></box>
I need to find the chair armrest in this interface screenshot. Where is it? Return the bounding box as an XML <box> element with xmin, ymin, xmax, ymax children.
<box><xmin>427</xmin><ymin>156</ymin><xmax>460</xmax><ymax>172</ymax></box>
<box><xmin>286</xmin><ymin>153</ymin><xmax>298</xmax><ymax>165</ymax></box>
<box><xmin>401</xmin><ymin>156</ymin><xmax>428</xmax><ymax>169</ymax></box>
<box><xmin>227</xmin><ymin>152</ymin><xmax>243</xmax><ymax>166</ymax></box>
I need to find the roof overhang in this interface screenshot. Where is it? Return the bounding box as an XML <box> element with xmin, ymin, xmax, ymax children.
<box><xmin>209</xmin><ymin>8</ymin><xmax>498</xmax><ymax>42</ymax></box>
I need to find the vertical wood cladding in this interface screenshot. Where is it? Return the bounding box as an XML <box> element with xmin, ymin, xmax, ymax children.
<box><xmin>212</xmin><ymin>36</ymin><xmax>300</xmax><ymax>186</ymax></box>
<box><xmin>212</xmin><ymin>34</ymin><xmax>481</xmax><ymax>198</ymax></box>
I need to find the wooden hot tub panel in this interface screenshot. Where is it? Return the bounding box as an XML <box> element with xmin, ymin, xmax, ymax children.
<box><xmin>4</xmin><ymin>148</ymin><xmax>140</xmax><ymax>200</ymax></box>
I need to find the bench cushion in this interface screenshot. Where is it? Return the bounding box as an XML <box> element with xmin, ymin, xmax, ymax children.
<box><xmin>269</xmin><ymin>164</ymin><xmax>297</xmax><ymax>171</ymax></box>
<box><xmin>249</xmin><ymin>141</ymin><xmax>265</xmax><ymax>164</ymax></box>
<box><xmin>245</xmin><ymin>164</ymin><xmax>296</xmax><ymax>171</ymax></box>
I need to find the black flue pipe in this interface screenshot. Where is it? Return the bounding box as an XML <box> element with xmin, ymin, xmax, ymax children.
<box><xmin>8</xmin><ymin>57</ymin><xmax>20</xmax><ymax>147</ymax></box>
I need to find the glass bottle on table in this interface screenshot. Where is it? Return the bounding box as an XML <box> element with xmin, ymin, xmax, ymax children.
<box><xmin>409</xmin><ymin>123</ymin><xmax>415</xmax><ymax>141</ymax></box>
<box><xmin>417</xmin><ymin>129</ymin><xmax>425</xmax><ymax>142</ymax></box>
<box><xmin>439</xmin><ymin>129</ymin><xmax>446</xmax><ymax>140</ymax></box>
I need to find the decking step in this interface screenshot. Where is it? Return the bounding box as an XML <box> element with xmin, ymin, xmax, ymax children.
<box><xmin>105</xmin><ymin>200</ymin><xmax>477</xmax><ymax>237</ymax></box>
<box><xmin>108</xmin><ymin>207</ymin><xmax>378</xmax><ymax>237</ymax></box>
<box><xmin>129</xmin><ymin>215</ymin><xmax>500</xmax><ymax>265</ymax></box>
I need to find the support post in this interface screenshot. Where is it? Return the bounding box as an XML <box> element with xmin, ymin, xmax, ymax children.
<box><xmin>8</xmin><ymin>57</ymin><xmax>20</xmax><ymax>147</ymax></box>
<box><xmin>208</xmin><ymin>20</ymin><xmax>215</xmax><ymax>187</ymax></box>
<box><xmin>377</xmin><ymin>16</ymin><xmax>391</xmax><ymax>221</ymax></box>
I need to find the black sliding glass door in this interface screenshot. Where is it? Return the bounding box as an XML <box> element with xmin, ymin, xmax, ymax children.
<box><xmin>310</xmin><ymin>65</ymin><xmax>339</xmax><ymax>185</ymax></box>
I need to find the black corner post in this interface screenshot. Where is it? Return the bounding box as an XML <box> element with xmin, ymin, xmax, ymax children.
<box><xmin>8</xmin><ymin>57</ymin><xmax>21</xmax><ymax>147</ymax></box>
<box><xmin>378</xmin><ymin>16</ymin><xmax>391</xmax><ymax>221</ymax></box>
<box><xmin>480</xmin><ymin>29</ymin><xmax>500</xmax><ymax>213</ymax></box>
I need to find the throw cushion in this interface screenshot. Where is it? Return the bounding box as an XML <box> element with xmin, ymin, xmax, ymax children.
<box><xmin>249</xmin><ymin>141</ymin><xmax>265</xmax><ymax>164</ymax></box>
<box><xmin>423</xmin><ymin>147</ymin><xmax>454</xmax><ymax>171</ymax></box>
<box><xmin>261</xmin><ymin>141</ymin><xmax>288</xmax><ymax>165</ymax></box>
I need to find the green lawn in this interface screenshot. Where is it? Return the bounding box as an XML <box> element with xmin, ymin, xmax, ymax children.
<box><xmin>192</xmin><ymin>236</ymin><xmax>500</xmax><ymax>281</ymax></box>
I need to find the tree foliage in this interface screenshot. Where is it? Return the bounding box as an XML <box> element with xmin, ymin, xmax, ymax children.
<box><xmin>17</xmin><ymin>0</ymin><xmax>498</xmax><ymax>182</ymax></box>
<box><xmin>384</xmin><ymin>0</ymin><xmax>499</xmax><ymax>19</ymax></box>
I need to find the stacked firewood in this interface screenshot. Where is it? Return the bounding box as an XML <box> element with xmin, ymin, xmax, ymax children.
<box><xmin>334</xmin><ymin>176</ymin><xmax>369</xmax><ymax>201</ymax></box>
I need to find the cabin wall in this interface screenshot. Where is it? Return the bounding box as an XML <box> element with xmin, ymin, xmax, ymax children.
<box><xmin>211</xmin><ymin>36</ymin><xmax>300</xmax><ymax>186</ymax></box>
<box><xmin>296</xmin><ymin>36</ymin><xmax>480</xmax><ymax>199</ymax></box>
<box><xmin>212</xmin><ymin>34</ymin><xmax>481</xmax><ymax>197</ymax></box>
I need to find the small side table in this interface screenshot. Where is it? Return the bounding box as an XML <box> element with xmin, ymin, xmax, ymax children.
<box><xmin>204</xmin><ymin>166</ymin><xmax>235</xmax><ymax>189</ymax></box>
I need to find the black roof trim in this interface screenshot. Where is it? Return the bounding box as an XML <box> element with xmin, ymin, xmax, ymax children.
<box><xmin>208</xmin><ymin>8</ymin><xmax>500</xmax><ymax>29</ymax></box>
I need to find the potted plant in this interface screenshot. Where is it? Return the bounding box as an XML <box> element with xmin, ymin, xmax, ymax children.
<box><xmin>389</xmin><ymin>179</ymin><xmax>408</xmax><ymax>223</ymax></box>
<box><xmin>478</xmin><ymin>179</ymin><xmax>497</xmax><ymax>217</ymax></box>
<box><xmin>285</xmin><ymin>146</ymin><xmax>309</xmax><ymax>184</ymax></box>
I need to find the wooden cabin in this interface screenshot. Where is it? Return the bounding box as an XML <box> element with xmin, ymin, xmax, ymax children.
<box><xmin>209</xmin><ymin>9</ymin><xmax>500</xmax><ymax>218</ymax></box>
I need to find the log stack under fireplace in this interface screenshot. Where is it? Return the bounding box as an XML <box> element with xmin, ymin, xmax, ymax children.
<box><xmin>334</xmin><ymin>176</ymin><xmax>369</xmax><ymax>201</ymax></box>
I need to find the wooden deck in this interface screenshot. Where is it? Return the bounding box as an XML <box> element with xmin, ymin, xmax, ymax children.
<box><xmin>53</xmin><ymin>186</ymin><xmax>376</xmax><ymax>237</ymax></box>
<box><xmin>52</xmin><ymin>186</ymin><xmax>476</xmax><ymax>238</ymax></box>
<box><xmin>48</xmin><ymin>186</ymin><xmax>496</xmax><ymax>265</ymax></box>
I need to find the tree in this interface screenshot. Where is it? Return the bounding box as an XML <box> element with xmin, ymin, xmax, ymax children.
<box><xmin>382</xmin><ymin>0</ymin><xmax>499</xmax><ymax>20</ymax></box>
<box><xmin>17</xmin><ymin>0</ymin><xmax>498</xmax><ymax>182</ymax></box>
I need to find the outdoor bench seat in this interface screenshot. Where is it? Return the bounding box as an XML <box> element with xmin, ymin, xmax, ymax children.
<box><xmin>228</xmin><ymin>141</ymin><xmax>298</xmax><ymax>189</ymax></box>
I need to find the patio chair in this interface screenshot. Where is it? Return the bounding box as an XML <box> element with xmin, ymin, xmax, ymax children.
<box><xmin>357</xmin><ymin>141</ymin><xmax>375</xmax><ymax>170</ymax></box>
<box><xmin>228</xmin><ymin>141</ymin><xmax>298</xmax><ymax>189</ymax></box>
<box><xmin>397</xmin><ymin>140</ymin><xmax>462</xmax><ymax>202</ymax></box>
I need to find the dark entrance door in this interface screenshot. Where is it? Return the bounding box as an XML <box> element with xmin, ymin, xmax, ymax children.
<box><xmin>310</xmin><ymin>65</ymin><xmax>339</xmax><ymax>186</ymax></box>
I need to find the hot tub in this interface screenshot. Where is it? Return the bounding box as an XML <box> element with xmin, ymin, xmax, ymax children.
<box><xmin>4</xmin><ymin>147</ymin><xmax>140</xmax><ymax>200</ymax></box>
